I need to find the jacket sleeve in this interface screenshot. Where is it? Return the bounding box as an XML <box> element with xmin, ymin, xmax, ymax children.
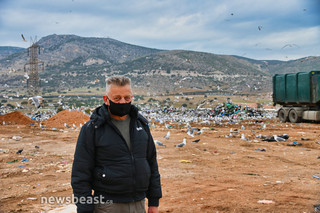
<box><xmin>71</xmin><ymin>122</ymin><xmax>96</xmax><ymax>213</ymax></box>
<box><xmin>145</xmin><ymin>126</ymin><xmax>162</xmax><ymax>207</ymax></box>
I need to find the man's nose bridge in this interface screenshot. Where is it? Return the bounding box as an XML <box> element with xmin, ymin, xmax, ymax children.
<box><xmin>119</xmin><ymin>97</ymin><xmax>126</xmax><ymax>103</ymax></box>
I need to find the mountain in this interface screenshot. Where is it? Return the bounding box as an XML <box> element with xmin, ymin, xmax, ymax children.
<box><xmin>0</xmin><ymin>34</ymin><xmax>319</xmax><ymax>95</ymax></box>
<box><xmin>232</xmin><ymin>55</ymin><xmax>320</xmax><ymax>75</ymax></box>
<box><xmin>0</xmin><ymin>46</ymin><xmax>25</xmax><ymax>60</ymax></box>
<box><xmin>109</xmin><ymin>50</ymin><xmax>271</xmax><ymax>94</ymax></box>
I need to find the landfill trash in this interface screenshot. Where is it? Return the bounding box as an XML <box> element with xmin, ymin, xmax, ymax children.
<box><xmin>12</xmin><ymin>136</ymin><xmax>22</xmax><ymax>141</ymax></box>
<box><xmin>261</xmin><ymin>134</ymin><xmax>289</xmax><ymax>142</ymax></box>
<box><xmin>27</xmin><ymin>197</ymin><xmax>37</xmax><ymax>200</ymax></box>
<box><xmin>230</xmin><ymin>128</ymin><xmax>240</xmax><ymax>134</ymax></box>
<box><xmin>287</xmin><ymin>141</ymin><xmax>302</xmax><ymax>146</ymax></box>
<box><xmin>22</xmin><ymin>169</ymin><xmax>29</xmax><ymax>172</ymax></box>
<box><xmin>18</xmin><ymin>165</ymin><xmax>25</xmax><ymax>167</ymax></box>
<box><xmin>313</xmin><ymin>175</ymin><xmax>320</xmax><ymax>180</ymax></box>
<box><xmin>257</xmin><ymin>200</ymin><xmax>274</xmax><ymax>204</ymax></box>
<box><xmin>192</xmin><ymin>139</ymin><xmax>200</xmax><ymax>143</ymax></box>
<box><xmin>314</xmin><ymin>204</ymin><xmax>320</xmax><ymax>212</ymax></box>
<box><xmin>7</xmin><ymin>160</ymin><xmax>18</xmax><ymax>163</ymax></box>
<box><xmin>51</xmin><ymin>128</ymin><xmax>59</xmax><ymax>131</ymax></box>
<box><xmin>301</xmin><ymin>138</ymin><xmax>310</xmax><ymax>141</ymax></box>
<box><xmin>255</xmin><ymin>148</ymin><xmax>266</xmax><ymax>152</ymax></box>
<box><xmin>16</xmin><ymin>149</ymin><xmax>23</xmax><ymax>154</ymax></box>
<box><xmin>21</xmin><ymin>158</ymin><xmax>30</xmax><ymax>162</ymax></box>
<box><xmin>35</xmin><ymin>145</ymin><xmax>40</xmax><ymax>149</ymax></box>
<box><xmin>179</xmin><ymin>160</ymin><xmax>192</xmax><ymax>163</ymax></box>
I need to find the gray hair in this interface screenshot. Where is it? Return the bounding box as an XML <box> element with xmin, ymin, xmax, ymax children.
<box><xmin>105</xmin><ymin>76</ymin><xmax>131</xmax><ymax>94</ymax></box>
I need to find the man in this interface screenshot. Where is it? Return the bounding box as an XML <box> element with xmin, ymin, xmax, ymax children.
<box><xmin>71</xmin><ymin>76</ymin><xmax>162</xmax><ymax>213</ymax></box>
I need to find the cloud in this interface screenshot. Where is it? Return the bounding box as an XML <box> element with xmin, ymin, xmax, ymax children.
<box><xmin>0</xmin><ymin>0</ymin><xmax>319</xmax><ymax>60</ymax></box>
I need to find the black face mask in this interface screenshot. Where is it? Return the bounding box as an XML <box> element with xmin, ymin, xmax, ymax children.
<box><xmin>108</xmin><ymin>98</ymin><xmax>131</xmax><ymax>117</ymax></box>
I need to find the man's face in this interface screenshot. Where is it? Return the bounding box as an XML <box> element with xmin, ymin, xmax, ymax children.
<box><xmin>103</xmin><ymin>84</ymin><xmax>133</xmax><ymax>105</ymax></box>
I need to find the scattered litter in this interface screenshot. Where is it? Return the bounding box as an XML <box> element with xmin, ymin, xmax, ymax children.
<box><xmin>255</xmin><ymin>148</ymin><xmax>266</xmax><ymax>152</ymax></box>
<box><xmin>179</xmin><ymin>160</ymin><xmax>192</xmax><ymax>163</ymax></box>
<box><xmin>257</xmin><ymin>200</ymin><xmax>274</xmax><ymax>204</ymax></box>
<box><xmin>16</xmin><ymin>149</ymin><xmax>23</xmax><ymax>154</ymax></box>
<box><xmin>27</xmin><ymin>197</ymin><xmax>37</xmax><ymax>200</ymax></box>
<box><xmin>21</xmin><ymin>158</ymin><xmax>30</xmax><ymax>162</ymax></box>
<box><xmin>261</xmin><ymin>134</ymin><xmax>289</xmax><ymax>142</ymax></box>
<box><xmin>313</xmin><ymin>175</ymin><xmax>320</xmax><ymax>180</ymax></box>
<box><xmin>12</xmin><ymin>136</ymin><xmax>23</xmax><ymax>141</ymax></box>
<box><xmin>0</xmin><ymin>149</ymin><xmax>9</xmax><ymax>153</ymax></box>
<box><xmin>243</xmin><ymin>173</ymin><xmax>260</xmax><ymax>176</ymax></box>
<box><xmin>301</xmin><ymin>138</ymin><xmax>310</xmax><ymax>141</ymax></box>
<box><xmin>287</xmin><ymin>141</ymin><xmax>302</xmax><ymax>146</ymax></box>
<box><xmin>7</xmin><ymin>160</ymin><xmax>18</xmax><ymax>163</ymax></box>
<box><xmin>18</xmin><ymin>165</ymin><xmax>25</xmax><ymax>167</ymax></box>
<box><xmin>192</xmin><ymin>139</ymin><xmax>200</xmax><ymax>143</ymax></box>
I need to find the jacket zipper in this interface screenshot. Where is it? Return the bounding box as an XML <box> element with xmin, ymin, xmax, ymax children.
<box><xmin>129</xmin><ymin>118</ymin><xmax>136</xmax><ymax>201</ymax></box>
<box><xmin>108</xmin><ymin>117</ymin><xmax>136</xmax><ymax>201</ymax></box>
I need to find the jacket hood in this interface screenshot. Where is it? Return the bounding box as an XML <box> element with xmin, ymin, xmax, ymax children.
<box><xmin>90</xmin><ymin>104</ymin><xmax>141</xmax><ymax>128</ymax></box>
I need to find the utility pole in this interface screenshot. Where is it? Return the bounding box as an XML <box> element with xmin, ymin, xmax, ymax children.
<box><xmin>24</xmin><ymin>41</ymin><xmax>44</xmax><ymax>97</ymax></box>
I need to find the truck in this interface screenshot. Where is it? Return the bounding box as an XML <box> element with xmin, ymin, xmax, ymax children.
<box><xmin>273</xmin><ymin>70</ymin><xmax>320</xmax><ymax>123</ymax></box>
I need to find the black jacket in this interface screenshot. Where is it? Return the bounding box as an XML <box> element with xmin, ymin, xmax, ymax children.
<box><xmin>71</xmin><ymin>104</ymin><xmax>162</xmax><ymax>213</ymax></box>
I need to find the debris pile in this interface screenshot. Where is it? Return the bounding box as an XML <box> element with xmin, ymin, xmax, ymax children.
<box><xmin>0</xmin><ymin>111</ymin><xmax>36</xmax><ymax>125</ymax></box>
<box><xmin>42</xmin><ymin>109</ymin><xmax>90</xmax><ymax>129</ymax></box>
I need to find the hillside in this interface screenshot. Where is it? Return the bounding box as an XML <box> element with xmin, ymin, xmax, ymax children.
<box><xmin>232</xmin><ymin>55</ymin><xmax>320</xmax><ymax>75</ymax></box>
<box><xmin>0</xmin><ymin>34</ymin><xmax>319</xmax><ymax>95</ymax></box>
<box><xmin>0</xmin><ymin>46</ymin><xmax>25</xmax><ymax>60</ymax></box>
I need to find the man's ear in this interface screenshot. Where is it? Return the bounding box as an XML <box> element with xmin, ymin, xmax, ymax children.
<box><xmin>103</xmin><ymin>96</ymin><xmax>109</xmax><ymax>105</ymax></box>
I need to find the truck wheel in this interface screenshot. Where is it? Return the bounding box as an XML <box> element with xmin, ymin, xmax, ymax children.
<box><xmin>289</xmin><ymin>109</ymin><xmax>301</xmax><ymax>123</ymax></box>
<box><xmin>278</xmin><ymin>109</ymin><xmax>288</xmax><ymax>122</ymax></box>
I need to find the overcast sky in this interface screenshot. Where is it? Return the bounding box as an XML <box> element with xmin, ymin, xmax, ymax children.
<box><xmin>0</xmin><ymin>0</ymin><xmax>319</xmax><ymax>61</ymax></box>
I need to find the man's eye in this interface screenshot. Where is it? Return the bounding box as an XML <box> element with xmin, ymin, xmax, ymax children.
<box><xmin>113</xmin><ymin>97</ymin><xmax>120</xmax><ymax>101</ymax></box>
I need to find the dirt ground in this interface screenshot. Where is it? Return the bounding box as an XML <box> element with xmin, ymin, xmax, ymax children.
<box><xmin>0</xmin><ymin>117</ymin><xmax>319</xmax><ymax>213</ymax></box>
